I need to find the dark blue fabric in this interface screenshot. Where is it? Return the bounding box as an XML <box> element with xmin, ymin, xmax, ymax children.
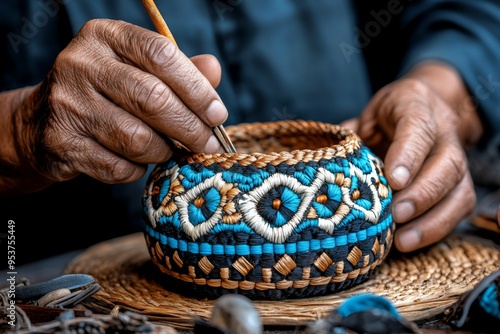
<box><xmin>2</xmin><ymin>1</ymin><xmax>500</xmax><ymax>127</ymax></box>
<box><xmin>1</xmin><ymin>0</ymin><xmax>500</xmax><ymax>264</ymax></box>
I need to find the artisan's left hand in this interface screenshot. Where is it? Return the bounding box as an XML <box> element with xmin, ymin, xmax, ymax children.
<box><xmin>342</xmin><ymin>63</ymin><xmax>484</xmax><ymax>253</ymax></box>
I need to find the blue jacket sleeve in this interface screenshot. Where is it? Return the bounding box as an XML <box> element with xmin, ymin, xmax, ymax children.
<box><xmin>398</xmin><ymin>0</ymin><xmax>500</xmax><ymax>138</ymax></box>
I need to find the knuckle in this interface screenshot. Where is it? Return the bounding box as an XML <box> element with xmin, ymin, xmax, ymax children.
<box><xmin>109</xmin><ymin>161</ymin><xmax>133</xmax><ymax>182</ymax></box>
<box><xmin>404</xmin><ymin>105</ymin><xmax>436</xmax><ymax>131</ymax></box>
<box><xmin>446</xmin><ymin>149</ymin><xmax>468</xmax><ymax>180</ymax></box>
<box><xmin>414</xmin><ymin>177</ymin><xmax>445</xmax><ymax>209</ymax></box>
<box><xmin>436</xmin><ymin>140</ymin><xmax>468</xmax><ymax>182</ymax></box>
<box><xmin>119</xmin><ymin>121</ymin><xmax>153</xmax><ymax>159</ymax></box>
<box><xmin>102</xmin><ymin>158</ymin><xmax>141</xmax><ymax>184</ymax></box>
<box><xmin>134</xmin><ymin>77</ymin><xmax>175</xmax><ymax>116</ymax></box>
<box><xmin>81</xmin><ymin>18</ymin><xmax>120</xmax><ymax>38</ymax></box>
<box><xmin>79</xmin><ymin>18</ymin><xmax>100</xmax><ymax>35</ymax></box>
<box><xmin>146</xmin><ymin>35</ymin><xmax>179</xmax><ymax>69</ymax></box>
<box><xmin>403</xmin><ymin>78</ymin><xmax>429</xmax><ymax>93</ymax></box>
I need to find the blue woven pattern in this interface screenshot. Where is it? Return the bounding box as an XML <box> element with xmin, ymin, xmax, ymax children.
<box><xmin>479</xmin><ymin>277</ymin><xmax>500</xmax><ymax>320</ymax></box>
<box><xmin>142</xmin><ymin>121</ymin><xmax>394</xmax><ymax>300</ymax></box>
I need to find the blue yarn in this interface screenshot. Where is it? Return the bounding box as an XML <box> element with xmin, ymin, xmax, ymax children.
<box><xmin>164</xmin><ymin>159</ymin><xmax>177</xmax><ymax>169</ymax></box>
<box><xmin>312</xmin><ymin>183</ymin><xmax>342</xmax><ymax>218</ymax></box>
<box><xmin>356</xmin><ymin>198</ymin><xmax>373</xmax><ymax>210</ymax></box>
<box><xmin>275</xmin><ymin>211</ymin><xmax>288</xmax><ymax>227</ymax></box>
<box><xmin>281</xmin><ymin>187</ymin><xmax>301</xmax><ymax>212</ymax></box>
<box><xmin>165</xmin><ymin>212</ymin><xmax>180</xmax><ymax>228</ymax></box>
<box><xmin>236</xmin><ymin>244</ymin><xmax>250</xmax><ymax>256</ymax></box>
<box><xmin>292</xmin><ymin>219</ymin><xmax>315</xmax><ymax>233</ymax></box>
<box><xmin>159</xmin><ymin>178</ymin><xmax>171</xmax><ymax>202</ymax></box>
<box><xmin>325</xmin><ymin>161</ymin><xmax>352</xmax><ymax>177</ymax></box>
<box><xmin>200</xmin><ymin>243</ymin><xmax>213</xmax><ymax>256</ymax></box>
<box><xmin>479</xmin><ymin>284</ymin><xmax>500</xmax><ymax>319</ymax></box>
<box><xmin>210</xmin><ymin>222</ymin><xmax>253</xmax><ymax>234</ymax></box>
<box><xmin>181</xmin><ymin>167</ymin><xmax>215</xmax><ymax>189</ymax></box>
<box><xmin>356</xmin><ymin>229</ymin><xmax>367</xmax><ymax>241</ymax></box>
<box><xmin>312</xmin><ymin>203</ymin><xmax>334</xmax><ymax>218</ymax></box>
<box><xmin>320</xmin><ymin>238</ymin><xmax>335</xmax><ymax>249</ymax></box>
<box><xmin>274</xmin><ymin>244</ymin><xmax>286</xmax><ymax>254</ymax></box>
<box><xmin>145</xmin><ymin>218</ymin><xmax>393</xmax><ymax>256</ymax></box>
<box><xmin>337</xmin><ymin>294</ymin><xmax>401</xmax><ymax>320</ymax></box>
<box><xmin>336</xmin><ymin>210</ymin><xmax>365</xmax><ymax>229</ymax></box>
<box><xmin>158</xmin><ymin>215</ymin><xmax>168</xmax><ymax>226</ymax></box>
<box><xmin>224</xmin><ymin>244</ymin><xmax>235</xmax><ymax>255</ymax></box>
<box><xmin>335</xmin><ymin>235</ymin><xmax>348</xmax><ymax>246</ymax></box>
<box><xmin>347</xmin><ymin>233</ymin><xmax>358</xmax><ymax>244</ymax></box>
<box><xmin>327</xmin><ymin>183</ymin><xmax>343</xmax><ymax>201</ymax></box>
<box><xmin>250</xmin><ymin>244</ymin><xmax>263</xmax><ymax>255</ymax></box>
<box><xmin>205</xmin><ymin>188</ymin><xmax>221</xmax><ymax>213</ymax></box>
<box><xmin>187</xmin><ymin>188</ymin><xmax>221</xmax><ymax>225</ymax></box>
<box><xmin>366</xmin><ymin>225</ymin><xmax>378</xmax><ymax>237</ymax></box>
<box><xmin>381</xmin><ymin>197</ymin><xmax>393</xmax><ymax>213</ymax></box>
<box><xmin>310</xmin><ymin>239</ymin><xmax>321</xmax><ymax>250</ymax></box>
<box><xmin>351</xmin><ymin>176</ymin><xmax>359</xmax><ymax>190</ymax></box>
<box><xmin>285</xmin><ymin>242</ymin><xmax>297</xmax><ymax>253</ymax></box>
<box><xmin>356</xmin><ymin>160</ymin><xmax>373</xmax><ymax>174</ymax></box>
<box><xmin>297</xmin><ymin>240</ymin><xmax>310</xmax><ymax>252</ymax></box>
<box><xmin>187</xmin><ymin>242</ymin><xmax>199</xmax><ymax>254</ymax></box>
<box><xmin>349</xmin><ymin>151</ymin><xmax>374</xmax><ymax>174</ymax></box>
<box><xmin>223</xmin><ymin>170</ymin><xmax>270</xmax><ymax>191</ymax></box>
<box><xmin>157</xmin><ymin>234</ymin><xmax>167</xmax><ymax>245</ymax></box>
<box><xmin>223</xmin><ymin>171</ymin><xmax>255</xmax><ymax>185</ymax></box>
<box><xmin>257</xmin><ymin>186</ymin><xmax>300</xmax><ymax>227</ymax></box>
<box><xmin>293</xmin><ymin>165</ymin><xmax>317</xmax><ymax>185</ymax></box>
<box><xmin>187</xmin><ymin>204</ymin><xmax>206</xmax><ymax>225</ymax></box>
<box><xmin>263</xmin><ymin>243</ymin><xmax>274</xmax><ymax>254</ymax></box>
<box><xmin>178</xmin><ymin>240</ymin><xmax>188</xmax><ymax>252</ymax></box>
<box><xmin>168</xmin><ymin>237</ymin><xmax>178</xmax><ymax>249</ymax></box>
<box><xmin>213</xmin><ymin>244</ymin><xmax>224</xmax><ymax>255</ymax></box>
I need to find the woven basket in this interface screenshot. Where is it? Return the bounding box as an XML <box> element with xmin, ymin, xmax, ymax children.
<box><xmin>142</xmin><ymin>120</ymin><xmax>394</xmax><ymax>300</ymax></box>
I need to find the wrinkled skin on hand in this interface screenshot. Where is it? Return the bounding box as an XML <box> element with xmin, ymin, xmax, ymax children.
<box><xmin>342</xmin><ymin>64</ymin><xmax>483</xmax><ymax>253</ymax></box>
<box><xmin>12</xmin><ymin>19</ymin><xmax>227</xmax><ymax>188</ymax></box>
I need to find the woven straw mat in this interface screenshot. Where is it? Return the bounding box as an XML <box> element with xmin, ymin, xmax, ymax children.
<box><xmin>64</xmin><ymin>232</ymin><xmax>500</xmax><ymax>331</ymax></box>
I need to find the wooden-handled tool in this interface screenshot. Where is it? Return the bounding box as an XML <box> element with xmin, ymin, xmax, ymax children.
<box><xmin>140</xmin><ymin>0</ymin><xmax>237</xmax><ymax>154</ymax></box>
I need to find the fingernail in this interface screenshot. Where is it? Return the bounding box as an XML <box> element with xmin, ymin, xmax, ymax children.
<box><xmin>392</xmin><ymin>166</ymin><xmax>410</xmax><ymax>188</ymax></box>
<box><xmin>203</xmin><ymin>135</ymin><xmax>221</xmax><ymax>153</ymax></box>
<box><xmin>205</xmin><ymin>100</ymin><xmax>228</xmax><ymax>126</ymax></box>
<box><xmin>393</xmin><ymin>200</ymin><xmax>415</xmax><ymax>222</ymax></box>
<box><xmin>397</xmin><ymin>229</ymin><xmax>421</xmax><ymax>251</ymax></box>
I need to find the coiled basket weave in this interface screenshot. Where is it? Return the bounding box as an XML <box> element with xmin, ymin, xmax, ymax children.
<box><xmin>142</xmin><ymin>120</ymin><xmax>394</xmax><ymax>300</ymax></box>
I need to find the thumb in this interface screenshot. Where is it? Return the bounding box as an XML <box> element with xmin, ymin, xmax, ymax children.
<box><xmin>191</xmin><ymin>54</ymin><xmax>222</xmax><ymax>89</ymax></box>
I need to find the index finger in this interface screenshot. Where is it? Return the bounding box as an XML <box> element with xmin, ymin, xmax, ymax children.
<box><xmin>359</xmin><ymin>82</ymin><xmax>440</xmax><ymax>191</ymax></box>
<box><xmin>104</xmin><ymin>20</ymin><xmax>227</xmax><ymax>125</ymax></box>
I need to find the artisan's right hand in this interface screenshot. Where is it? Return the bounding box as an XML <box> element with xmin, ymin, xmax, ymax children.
<box><xmin>0</xmin><ymin>19</ymin><xmax>227</xmax><ymax>195</ymax></box>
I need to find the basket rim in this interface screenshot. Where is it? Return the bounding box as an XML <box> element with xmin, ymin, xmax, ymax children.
<box><xmin>176</xmin><ymin>119</ymin><xmax>364</xmax><ymax>166</ymax></box>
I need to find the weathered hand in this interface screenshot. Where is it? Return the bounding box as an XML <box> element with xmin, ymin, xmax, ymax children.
<box><xmin>12</xmin><ymin>19</ymin><xmax>227</xmax><ymax>188</ymax></box>
<box><xmin>344</xmin><ymin>64</ymin><xmax>482</xmax><ymax>252</ymax></box>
